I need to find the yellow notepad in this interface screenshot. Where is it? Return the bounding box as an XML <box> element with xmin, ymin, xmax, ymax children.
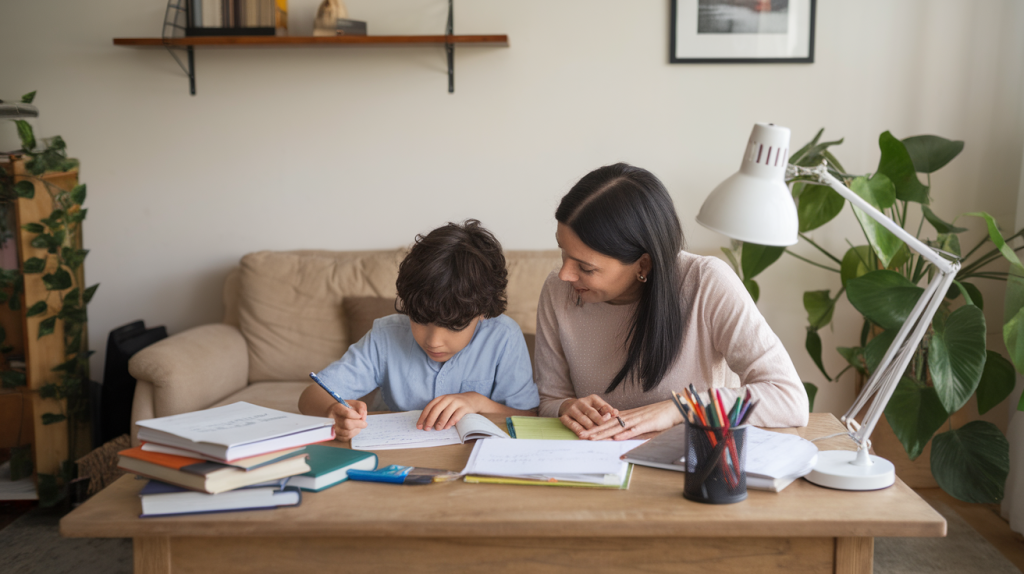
<box><xmin>506</xmin><ymin>417</ymin><xmax>579</xmax><ymax>440</ymax></box>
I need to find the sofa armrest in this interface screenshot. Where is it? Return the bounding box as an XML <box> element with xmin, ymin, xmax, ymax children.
<box><xmin>128</xmin><ymin>323</ymin><xmax>249</xmax><ymax>439</ymax></box>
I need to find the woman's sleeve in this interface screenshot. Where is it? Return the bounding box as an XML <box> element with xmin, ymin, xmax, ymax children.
<box><xmin>699</xmin><ymin>259</ymin><xmax>809</xmax><ymax>427</ymax></box>
<box><xmin>534</xmin><ymin>274</ymin><xmax>578</xmax><ymax>418</ymax></box>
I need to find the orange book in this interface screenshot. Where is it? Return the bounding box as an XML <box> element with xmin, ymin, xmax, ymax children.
<box><xmin>117</xmin><ymin>446</ymin><xmax>310</xmax><ymax>494</ymax></box>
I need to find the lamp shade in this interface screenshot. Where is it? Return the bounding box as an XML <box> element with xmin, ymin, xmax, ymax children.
<box><xmin>696</xmin><ymin>123</ymin><xmax>798</xmax><ymax>246</ymax></box>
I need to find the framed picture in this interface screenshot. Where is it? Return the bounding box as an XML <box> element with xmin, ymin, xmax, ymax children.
<box><xmin>670</xmin><ymin>0</ymin><xmax>816</xmax><ymax>64</ymax></box>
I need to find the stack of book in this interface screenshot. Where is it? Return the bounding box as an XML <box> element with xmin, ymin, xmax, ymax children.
<box><xmin>186</xmin><ymin>0</ymin><xmax>286</xmax><ymax>36</ymax></box>
<box><xmin>120</xmin><ymin>402</ymin><xmax>375</xmax><ymax>517</ymax></box>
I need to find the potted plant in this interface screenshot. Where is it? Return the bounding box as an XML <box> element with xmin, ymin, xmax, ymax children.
<box><xmin>721</xmin><ymin>129</ymin><xmax>1018</xmax><ymax>504</ymax></box>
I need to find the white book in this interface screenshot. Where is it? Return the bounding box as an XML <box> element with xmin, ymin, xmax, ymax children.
<box><xmin>136</xmin><ymin>402</ymin><xmax>335</xmax><ymax>461</ymax></box>
<box><xmin>351</xmin><ymin>411</ymin><xmax>509</xmax><ymax>451</ymax></box>
<box><xmin>203</xmin><ymin>0</ymin><xmax>221</xmax><ymax>28</ymax></box>
<box><xmin>463</xmin><ymin>439</ymin><xmax>644</xmax><ymax>485</ymax></box>
<box><xmin>620</xmin><ymin>425</ymin><xmax>819</xmax><ymax>492</ymax></box>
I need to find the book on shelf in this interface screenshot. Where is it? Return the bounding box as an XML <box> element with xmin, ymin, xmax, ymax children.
<box><xmin>186</xmin><ymin>0</ymin><xmax>281</xmax><ymax>36</ymax></box>
<box><xmin>135</xmin><ymin>401</ymin><xmax>334</xmax><ymax>461</ymax></box>
<box><xmin>336</xmin><ymin>19</ymin><xmax>367</xmax><ymax>36</ymax></box>
<box><xmin>118</xmin><ymin>445</ymin><xmax>311</xmax><ymax>494</ymax></box>
<box><xmin>139</xmin><ymin>478</ymin><xmax>301</xmax><ymax>517</ymax></box>
<box><xmin>287</xmin><ymin>445</ymin><xmax>377</xmax><ymax>492</ymax></box>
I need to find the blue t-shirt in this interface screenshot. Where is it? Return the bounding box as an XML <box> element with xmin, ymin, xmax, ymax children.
<box><xmin>316</xmin><ymin>314</ymin><xmax>539</xmax><ymax>411</ymax></box>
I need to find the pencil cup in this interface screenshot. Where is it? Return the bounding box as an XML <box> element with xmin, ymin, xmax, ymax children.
<box><xmin>682</xmin><ymin>422</ymin><xmax>747</xmax><ymax>504</ymax></box>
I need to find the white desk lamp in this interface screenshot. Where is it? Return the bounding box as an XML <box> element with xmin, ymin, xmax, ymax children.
<box><xmin>697</xmin><ymin>123</ymin><xmax>960</xmax><ymax>490</ymax></box>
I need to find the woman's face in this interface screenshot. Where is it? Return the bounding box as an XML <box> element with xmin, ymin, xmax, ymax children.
<box><xmin>555</xmin><ymin>223</ymin><xmax>650</xmax><ymax>305</ymax></box>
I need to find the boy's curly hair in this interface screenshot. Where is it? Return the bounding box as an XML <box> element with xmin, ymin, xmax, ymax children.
<box><xmin>395</xmin><ymin>219</ymin><xmax>508</xmax><ymax>331</ymax></box>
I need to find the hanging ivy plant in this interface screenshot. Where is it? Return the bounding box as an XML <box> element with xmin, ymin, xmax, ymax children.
<box><xmin>0</xmin><ymin>90</ymin><xmax>98</xmax><ymax>506</ymax></box>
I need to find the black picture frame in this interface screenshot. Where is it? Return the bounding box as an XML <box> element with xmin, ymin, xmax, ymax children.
<box><xmin>670</xmin><ymin>0</ymin><xmax>816</xmax><ymax>64</ymax></box>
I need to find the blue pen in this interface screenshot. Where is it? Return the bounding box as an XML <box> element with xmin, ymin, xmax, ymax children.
<box><xmin>309</xmin><ymin>372</ymin><xmax>355</xmax><ymax>410</ymax></box>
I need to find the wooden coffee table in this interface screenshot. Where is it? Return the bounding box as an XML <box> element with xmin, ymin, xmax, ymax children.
<box><xmin>61</xmin><ymin>414</ymin><xmax>944</xmax><ymax>573</ymax></box>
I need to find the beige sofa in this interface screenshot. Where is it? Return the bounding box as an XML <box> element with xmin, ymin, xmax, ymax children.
<box><xmin>128</xmin><ymin>249</ymin><xmax>562</xmax><ymax>444</ymax></box>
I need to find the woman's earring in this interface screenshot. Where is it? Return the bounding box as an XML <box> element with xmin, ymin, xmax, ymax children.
<box><xmin>638</xmin><ymin>273</ymin><xmax>647</xmax><ymax>283</ymax></box>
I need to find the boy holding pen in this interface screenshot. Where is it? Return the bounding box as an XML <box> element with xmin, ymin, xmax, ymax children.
<box><xmin>298</xmin><ymin>220</ymin><xmax>539</xmax><ymax>440</ymax></box>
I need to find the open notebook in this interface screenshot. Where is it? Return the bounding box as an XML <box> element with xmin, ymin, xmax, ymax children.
<box><xmin>351</xmin><ymin>411</ymin><xmax>510</xmax><ymax>450</ymax></box>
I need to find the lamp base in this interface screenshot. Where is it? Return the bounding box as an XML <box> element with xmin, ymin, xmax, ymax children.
<box><xmin>804</xmin><ymin>450</ymin><xmax>895</xmax><ymax>491</ymax></box>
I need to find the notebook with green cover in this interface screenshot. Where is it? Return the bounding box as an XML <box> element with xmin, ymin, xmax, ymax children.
<box><xmin>506</xmin><ymin>416</ymin><xmax>579</xmax><ymax>440</ymax></box>
<box><xmin>287</xmin><ymin>445</ymin><xmax>378</xmax><ymax>492</ymax></box>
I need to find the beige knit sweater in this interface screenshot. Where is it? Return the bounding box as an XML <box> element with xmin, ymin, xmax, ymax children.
<box><xmin>534</xmin><ymin>251</ymin><xmax>809</xmax><ymax>428</ymax></box>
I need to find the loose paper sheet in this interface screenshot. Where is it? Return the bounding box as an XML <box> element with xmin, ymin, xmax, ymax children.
<box><xmin>463</xmin><ymin>439</ymin><xmax>644</xmax><ymax>477</ymax></box>
<box><xmin>135</xmin><ymin>402</ymin><xmax>333</xmax><ymax>447</ymax></box>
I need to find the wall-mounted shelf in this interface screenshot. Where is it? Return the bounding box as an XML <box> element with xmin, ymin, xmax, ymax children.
<box><xmin>113</xmin><ymin>35</ymin><xmax>508</xmax><ymax>46</ymax></box>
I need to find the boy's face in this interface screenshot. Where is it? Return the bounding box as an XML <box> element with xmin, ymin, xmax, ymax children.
<box><xmin>409</xmin><ymin>316</ymin><xmax>482</xmax><ymax>363</ymax></box>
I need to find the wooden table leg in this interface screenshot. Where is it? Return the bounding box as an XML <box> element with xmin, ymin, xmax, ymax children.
<box><xmin>134</xmin><ymin>537</ymin><xmax>171</xmax><ymax>574</ymax></box>
<box><xmin>835</xmin><ymin>537</ymin><xmax>873</xmax><ymax>574</ymax></box>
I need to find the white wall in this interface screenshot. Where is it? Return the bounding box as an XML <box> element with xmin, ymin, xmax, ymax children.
<box><xmin>1</xmin><ymin>0</ymin><xmax>1023</xmax><ymax>418</ymax></box>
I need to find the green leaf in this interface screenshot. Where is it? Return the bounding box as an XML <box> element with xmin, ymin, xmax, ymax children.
<box><xmin>977</xmin><ymin>351</ymin><xmax>1015</xmax><ymax>415</ymax></box>
<box><xmin>23</xmin><ymin>257</ymin><xmax>46</xmax><ymax>274</ymax></box>
<box><xmin>83</xmin><ymin>284</ymin><xmax>98</xmax><ymax>304</ymax></box>
<box><xmin>797</xmin><ymin>185</ymin><xmax>845</xmax><ymax>232</ymax></box>
<box><xmin>847</xmin><ymin>270</ymin><xmax>924</xmax><ymax>330</ymax></box>
<box><xmin>929</xmin><ymin>305</ymin><xmax>987</xmax><ymax>414</ymax></box>
<box><xmin>37</xmin><ymin>383</ymin><xmax>59</xmax><ymax>399</ymax></box>
<box><xmin>884</xmin><ymin>376</ymin><xmax>948</xmax><ymax>461</ymax></box>
<box><xmin>966</xmin><ymin>212</ymin><xmax>1024</xmax><ymax>268</ymax></box>
<box><xmin>741</xmin><ymin>243</ymin><xmax>785</xmax><ymax>280</ymax></box>
<box><xmin>14</xmin><ymin>180</ymin><xmax>34</xmax><ymax>199</ymax></box>
<box><xmin>805</xmin><ymin>329</ymin><xmax>831</xmax><ymax>381</ymax></box>
<box><xmin>789</xmin><ymin>128</ymin><xmax>824</xmax><ymax>165</ymax></box>
<box><xmin>61</xmin><ymin>247</ymin><xmax>88</xmax><ymax>271</ymax></box>
<box><xmin>803</xmin><ymin>382</ymin><xmax>817</xmax><ymax>412</ymax></box>
<box><xmin>21</xmin><ymin>223</ymin><xmax>44</xmax><ymax>233</ymax></box>
<box><xmin>876</xmin><ymin>131</ymin><xmax>930</xmax><ymax>204</ymax></box>
<box><xmin>838</xmin><ymin>346</ymin><xmax>867</xmax><ymax>375</ymax></box>
<box><xmin>948</xmin><ymin>281</ymin><xmax>984</xmax><ymax>310</ymax></box>
<box><xmin>931</xmin><ymin>421</ymin><xmax>1008</xmax><ymax>504</ymax></box>
<box><xmin>41</xmin><ymin>413</ymin><xmax>66</xmax><ymax>425</ymax></box>
<box><xmin>21</xmin><ymin>91</ymin><xmax>36</xmax><ymax>104</ymax></box>
<box><xmin>850</xmin><ymin>174</ymin><xmax>905</xmax><ymax>268</ymax></box>
<box><xmin>68</xmin><ymin>208</ymin><xmax>87</xmax><ymax>223</ymax></box>
<box><xmin>840</xmin><ymin>245</ymin><xmax>872</xmax><ymax>289</ymax></box>
<box><xmin>922</xmin><ymin>206</ymin><xmax>967</xmax><ymax>234</ymax></box>
<box><xmin>70</xmin><ymin>184</ymin><xmax>86</xmax><ymax>205</ymax></box>
<box><xmin>902</xmin><ymin>135</ymin><xmax>964</xmax><ymax>174</ymax></box>
<box><xmin>721</xmin><ymin>247</ymin><xmax>740</xmax><ymax>274</ymax></box>
<box><xmin>37</xmin><ymin>316</ymin><xmax>56</xmax><ymax>338</ymax></box>
<box><xmin>1004</xmin><ymin>264</ymin><xmax>1024</xmax><ymax>375</ymax></box>
<box><xmin>743</xmin><ymin>278</ymin><xmax>760</xmax><ymax>303</ymax></box>
<box><xmin>1</xmin><ymin>370</ymin><xmax>26</xmax><ymax>388</ymax></box>
<box><xmin>864</xmin><ymin>329</ymin><xmax>898</xmax><ymax>374</ymax></box>
<box><xmin>42</xmin><ymin>268</ymin><xmax>72</xmax><ymax>291</ymax></box>
<box><xmin>803</xmin><ymin>290</ymin><xmax>834</xmax><ymax>329</ymax></box>
<box><xmin>15</xmin><ymin>120</ymin><xmax>35</xmax><ymax>151</ymax></box>
<box><xmin>25</xmin><ymin>300</ymin><xmax>47</xmax><ymax>317</ymax></box>
<box><xmin>937</xmin><ymin>233</ymin><xmax>961</xmax><ymax>257</ymax></box>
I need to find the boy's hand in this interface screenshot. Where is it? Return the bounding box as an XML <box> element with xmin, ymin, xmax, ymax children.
<box><xmin>417</xmin><ymin>392</ymin><xmax>484</xmax><ymax>431</ymax></box>
<box><xmin>326</xmin><ymin>400</ymin><xmax>368</xmax><ymax>440</ymax></box>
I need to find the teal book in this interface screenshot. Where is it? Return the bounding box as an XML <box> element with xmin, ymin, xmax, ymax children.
<box><xmin>287</xmin><ymin>445</ymin><xmax>378</xmax><ymax>492</ymax></box>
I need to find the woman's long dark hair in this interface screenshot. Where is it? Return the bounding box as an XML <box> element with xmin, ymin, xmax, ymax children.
<box><xmin>556</xmin><ymin>163</ymin><xmax>684</xmax><ymax>393</ymax></box>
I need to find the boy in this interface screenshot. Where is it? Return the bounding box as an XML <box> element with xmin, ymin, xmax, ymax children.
<box><xmin>298</xmin><ymin>220</ymin><xmax>539</xmax><ymax>440</ymax></box>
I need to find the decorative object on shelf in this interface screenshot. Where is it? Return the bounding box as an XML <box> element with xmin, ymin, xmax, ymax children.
<box><xmin>0</xmin><ymin>91</ymin><xmax>99</xmax><ymax>506</ymax></box>
<box><xmin>670</xmin><ymin>0</ymin><xmax>816</xmax><ymax>63</ymax></box>
<box><xmin>701</xmin><ymin>123</ymin><xmax>1017</xmax><ymax>504</ymax></box>
<box><xmin>116</xmin><ymin>0</ymin><xmax>502</xmax><ymax>95</ymax></box>
<box><xmin>185</xmin><ymin>0</ymin><xmax>278</xmax><ymax>37</ymax></box>
<box><xmin>313</xmin><ymin>0</ymin><xmax>351</xmax><ymax>37</ymax></box>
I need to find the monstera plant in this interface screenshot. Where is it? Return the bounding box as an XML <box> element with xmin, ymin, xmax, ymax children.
<box><xmin>720</xmin><ymin>129</ymin><xmax>1019</xmax><ymax>504</ymax></box>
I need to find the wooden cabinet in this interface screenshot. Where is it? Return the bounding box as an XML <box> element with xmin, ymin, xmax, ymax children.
<box><xmin>0</xmin><ymin>156</ymin><xmax>89</xmax><ymax>482</ymax></box>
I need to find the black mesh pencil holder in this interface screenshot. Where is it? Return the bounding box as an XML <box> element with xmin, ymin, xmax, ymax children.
<box><xmin>682</xmin><ymin>422</ymin><xmax>747</xmax><ymax>504</ymax></box>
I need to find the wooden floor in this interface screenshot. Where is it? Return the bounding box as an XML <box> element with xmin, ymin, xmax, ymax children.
<box><xmin>914</xmin><ymin>488</ymin><xmax>1024</xmax><ymax>571</ymax></box>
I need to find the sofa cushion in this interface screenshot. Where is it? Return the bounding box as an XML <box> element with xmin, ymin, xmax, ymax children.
<box><xmin>504</xmin><ymin>251</ymin><xmax>561</xmax><ymax>334</ymax></box>
<box><xmin>238</xmin><ymin>250</ymin><xmax>404</xmax><ymax>382</ymax></box>
<box><xmin>343</xmin><ymin>296</ymin><xmax>399</xmax><ymax>344</ymax></box>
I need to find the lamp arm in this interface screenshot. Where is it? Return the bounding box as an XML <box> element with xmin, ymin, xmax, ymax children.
<box><xmin>788</xmin><ymin>164</ymin><xmax>958</xmax><ymax>275</ymax></box>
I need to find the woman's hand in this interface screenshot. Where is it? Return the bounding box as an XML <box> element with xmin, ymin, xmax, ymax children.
<box><xmin>327</xmin><ymin>400</ymin><xmax>368</xmax><ymax>441</ymax></box>
<box><xmin>579</xmin><ymin>400</ymin><xmax>684</xmax><ymax>441</ymax></box>
<box><xmin>559</xmin><ymin>394</ymin><xmax>619</xmax><ymax>438</ymax></box>
<box><xmin>417</xmin><ymin>392</ymin><xmax>485</xmax><ymax>430</ymax></box>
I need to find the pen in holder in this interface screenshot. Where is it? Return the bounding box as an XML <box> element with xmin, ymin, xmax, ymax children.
<box><xmin>683</xmin><ymin>421</ymin><xmax>747</xmax><ymax>504</ymax></box>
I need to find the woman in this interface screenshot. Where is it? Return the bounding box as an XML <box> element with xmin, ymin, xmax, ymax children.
<box><xmin>535</xmin><ymin>163</ymin><xmax>808</xmax><ymax>440</ymax></box>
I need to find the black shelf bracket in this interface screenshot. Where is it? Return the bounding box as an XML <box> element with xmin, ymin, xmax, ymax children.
<box><xmin>445</xmin><ymin>0</ymin><xmax>454</xmax><ymax>93</ymax></box>
<box><xmin>162</xmin><ymin>0</ymin><xmax>196</xmax><ymax>95</ymax></box>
